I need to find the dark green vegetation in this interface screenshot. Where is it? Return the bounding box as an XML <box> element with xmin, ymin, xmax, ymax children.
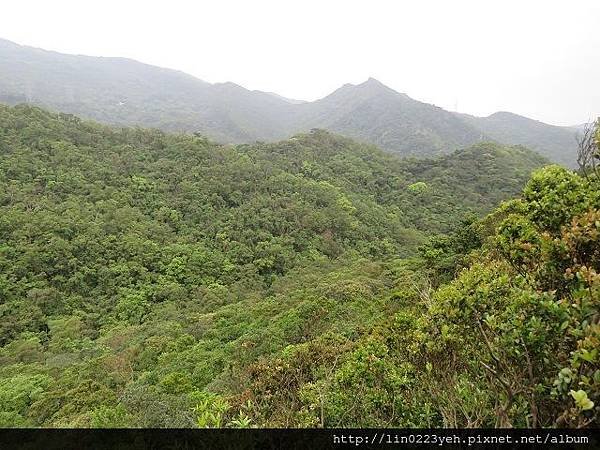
<box><xmin>0</xmin><ymin>38</ymin><xmax>579</xmax><ymax>164</ymax></box>
<box><xmin>0</xmin><ymin>104</ymin><xmax>597</xmax><ymax>428</ymax></box>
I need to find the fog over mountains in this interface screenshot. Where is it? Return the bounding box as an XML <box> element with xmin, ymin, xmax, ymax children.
<box><xmin>0</xmin><ymin>38</ymin><xmax>579</xmax><ymax>165</ymax></box>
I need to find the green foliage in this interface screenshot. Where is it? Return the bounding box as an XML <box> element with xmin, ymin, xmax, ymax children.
<box><xmin>0</xmin><ymin>373</ymin><xmax>50</xmax><ymax>427</ymax></box>
<box><xmin>0</xmin><ymin>104</ymin><xmax>568</xmax><ymax>428</ymax></box>
<box><xmin>193</xmin><ymin>392</ymin><xmax>229</xmax><ymax>428</ymax></box>
<box><xmin>521</xmin><ymin>165</ymin><xmax>596</xmax><ymax>232</ymax></box>
<box><xmin>90</xmin><ymin>404</ymin><xmax>132</xmax><ymax>428</ymax></box>
<box><xmin>408</xmin><ymin>181</ymin><xmax>429</xmax><ymax>194</ymax></box>
<box><xmin>570</xmin><ymin>390</ymin><xmax>594</xmax><ymax>411</ymax></box>
<box><xmin>409</xmin><ymin>167</ymin><xmax>600</xmax><ymax>427</ymax></box>
<box><xmin>228</xmin><ymin>166</ymin><xmax>599</xmax><ymax>428</ymax></box>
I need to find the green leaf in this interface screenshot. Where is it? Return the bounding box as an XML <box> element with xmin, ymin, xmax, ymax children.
<box><xmin>569</xmin><ymin>390</ymin><xmax>595</xmax><ymax>411</ymax></box>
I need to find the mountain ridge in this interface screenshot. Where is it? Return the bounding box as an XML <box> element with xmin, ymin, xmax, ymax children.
<box><xmin>456</xmin><ymin>110</ymin><xmax>578</xmax><ymax>166</ymax></box>
<box><xmin>0</xmin><ymin>37</ymin><xmax>580</xmax><ymax>164</ymax></box>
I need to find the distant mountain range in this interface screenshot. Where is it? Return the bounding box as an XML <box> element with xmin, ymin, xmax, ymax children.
<box><xmin>0</xmin><ymin>38</ymin><xmax>580</xmax><ymax>165</ymax></box>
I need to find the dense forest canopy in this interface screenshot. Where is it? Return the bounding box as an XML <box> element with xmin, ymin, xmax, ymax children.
<box><xmin>0</xmin><ymin>104</ymin><xmax>598</xmax><ymax>428</ymax></box>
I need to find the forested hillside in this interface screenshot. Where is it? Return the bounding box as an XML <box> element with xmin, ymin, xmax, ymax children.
<box><xmin>289</xmin><ymin>78</ymin><xmax>484</xmax><ymax>157</ymax></box>
<box><xmin>0</xmin><ymin>38</ymin><xmax>296</xmax><ymax>143</ymax></box>
<box><xmin>458</xmin><ymin>111</ymin><xmax>579</xmax><ymax>167</ymax></box>
<box><xmin>0</xmin><ymin>104</ymin><xmax>562</xmax><ymax>427</ymax></box>
<box><xmin>239</xmin><ymin>162</ymin><xmax>600</xmax><ymax>428</ymax></box>
<box><xmin>0</xmin><ymin>38</ymin><xmax>579</xmax><ymax>164</ymax></box>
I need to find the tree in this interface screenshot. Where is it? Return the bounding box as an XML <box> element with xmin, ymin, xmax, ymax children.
<box><xmin>577</xmin><ymin>119</ymin><xmax>600</xmax><ymax>178</ymax></box>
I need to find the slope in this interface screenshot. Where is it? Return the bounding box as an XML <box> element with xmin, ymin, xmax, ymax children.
<box><xmin>0</xmin><ymin>39</ymin><xmax>579</xmax><ymax>163</ymax></box>
<box><xmin>292</xmin><ymin>78</ymin><xmax>485</xmax><ymax>157</ymax></box>
<box><xmin>0</xmin><ymin>38</ymin><xmax>294</xmax><ymax>143</ymax></box>
<box><xmin>0</xmin><ymin>105</ymin><xmax>550</xmax><ymax>427</ymax></box>
<box><xmin>457</xmin><ymin>111</ymin><xmax>579</xmax><ymax>167</ymax></box>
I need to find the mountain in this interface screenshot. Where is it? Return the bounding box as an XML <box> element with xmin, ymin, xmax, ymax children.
<box><xmin>263</xmin><ymin>91</ymin><xmax>307</xmax><ymax>104</ymax></box>
<box><xmin>289</xmin><ymin>78</ymin><xmax>485</xmax><ymax>157</ymax></box>
<box><xmin>0</xmin><ymin>38</ymin><xmax>295</xmax><ymax>142</ymax></box>
<box><xmin>0</xmin><ymin>104</ymin><xmax>552</xmax><ymax>427</ymax></box>
<box><xmin>457</xmin><ymin>111</ymin><xmax>579</xmax><ymax>167</ymax></box>
<box><xmin>0</xmin><ymin>38</ymin><xmax>579</xmax><ymax>163</ymax></box>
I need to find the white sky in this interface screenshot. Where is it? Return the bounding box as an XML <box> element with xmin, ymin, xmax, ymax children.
<box><xmin>1</xmin><ymin>0</ymin><xmax>598</xmax><ymax>125</ymax></box>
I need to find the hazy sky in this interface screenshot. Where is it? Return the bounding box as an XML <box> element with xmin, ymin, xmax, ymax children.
<box><xmin>1</xmin><ymin>0</ymin><xmax>598</xmax><ymax>125</ymax></box>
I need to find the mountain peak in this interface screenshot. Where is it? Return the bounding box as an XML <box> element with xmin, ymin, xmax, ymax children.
<box><xmin>365</xmin><ymin>76</ymin><xmax>382</xmax><ymax>83</ymax></box>
<box><xmin>0</xmin><ymin>39</ymin><xmax>578</xmax><ymax>165</ymax></box>
<box><xmin>355</xmin><ymin>78</ymin><xmax>408</xmax><ymax>98</ymax></box>
<box><xmin>360</xmin><ymin>77</ymin><xmax>388</xmax><ymax>89</ymax></box>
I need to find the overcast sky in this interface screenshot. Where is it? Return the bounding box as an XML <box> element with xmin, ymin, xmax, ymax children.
<box><xmin>1</xmin><ymin>0</ymin><xmax>598</xmax><ymax>125</ymax></box>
